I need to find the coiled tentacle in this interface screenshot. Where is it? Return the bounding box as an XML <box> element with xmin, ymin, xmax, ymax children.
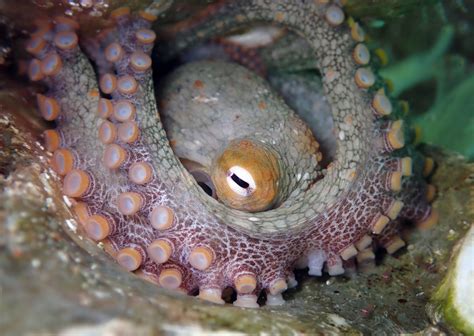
<box><xmin>25</xmin><ymin>1</ymin><xmax>437</xmax><ymax>308</ymax></box>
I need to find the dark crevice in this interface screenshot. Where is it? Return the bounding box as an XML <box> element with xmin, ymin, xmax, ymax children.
<box><xmin>198</xmin><ymin>181</ymin><xmax>213</xmax><ymax>197</ymax></box>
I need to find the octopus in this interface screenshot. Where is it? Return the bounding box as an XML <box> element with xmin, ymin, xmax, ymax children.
<box><xmin>24</xmin><ymin>0</ymin><xmax>438</xmax><ymax>308</ymax></box>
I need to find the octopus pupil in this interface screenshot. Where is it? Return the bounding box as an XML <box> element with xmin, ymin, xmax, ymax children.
<box><xmin>231</xmin><ymin>173</ymin><xmax>250</xmax><ymax>189</ymax></box>
<box><xmin>23</xmin><ymin>0</ymin><xmax>438</xmax><ymax>310</ymax></box>
<box><xmin>198</xmin><ymin>181</ymin><xmax>214</xmax><ymax>197</ymax></box>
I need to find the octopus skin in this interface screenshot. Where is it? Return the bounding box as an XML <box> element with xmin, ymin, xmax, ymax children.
<box><xmin>25</xmin><ymin>1</ymin><xmax>438</xmax><ymax>308</ymax></box>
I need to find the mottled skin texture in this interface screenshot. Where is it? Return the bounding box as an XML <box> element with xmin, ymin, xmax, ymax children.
<box><xmin>27</xmin><ymin>0</ymin><xmax>435</xmax><ymax>306</ymax></box>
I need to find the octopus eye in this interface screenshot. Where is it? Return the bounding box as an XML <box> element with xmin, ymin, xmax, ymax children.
<box><xmin>211</xmin><ymin>139</ymin><xmax>281</xmax><ymax>212</ymax></box>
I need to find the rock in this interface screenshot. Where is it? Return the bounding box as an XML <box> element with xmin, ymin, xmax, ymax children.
<box><xmin>431</xmin><ymin>225</ymin><xmax>474</xmax><ymax>335</ymax></box>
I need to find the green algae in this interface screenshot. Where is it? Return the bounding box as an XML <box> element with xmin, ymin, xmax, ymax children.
<box><xmin>346</xmin><ymin>0</ymin><xmax>474</xmax><ymax>160</ymax></box>
<box><xmin>415</xmin><ymin>75</ymin><xmax>474</xmax><ymax>161</ymax></box>
<box><xmin>380</xmin><ymin>26</ymin><xmax>455</xmax><ymax>96</ymax></box>
<box><xmin>379</xmin><ymin>27</ymin><xmax>474</xmax><ymax>160</ymax></box>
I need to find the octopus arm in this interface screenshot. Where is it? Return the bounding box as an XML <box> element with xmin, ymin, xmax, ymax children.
<box><xmin>25</xmin><ymin>1</ymin><xmax>437</xmax><ymax>308</ymax></box>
